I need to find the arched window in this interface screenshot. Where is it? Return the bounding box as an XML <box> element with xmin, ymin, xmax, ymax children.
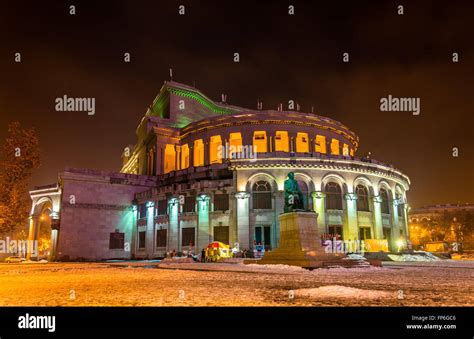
<box><xmin>253</xmin><ymin>131</ymin><xmax>267</xmax><ymax>153</ymax></box>
<box><xmin>325</xmin><ymin>182</ymin><xmax>342</xmax><ymax>210</ymax></box>
<box><xmin>209</xmin><ymin>135</ymin><xmax>222</xmax><ymax>164</ymax></box>
<box><xmin>315</xmin><ymin>135</ymin><xmax>326</xmax><ymax>153</ymax></box>
<box><xmin>297</xmin><ymin>180</ymin><xmax>309</xmax><ymax>209</ymax></box>
<box><xmin>275</xmin><ymin>131</ymin><xmax>289</xmax><ymax>152</ymax></box>
<box><xmin>193</xmin><ymin>139</ymin><xmax>204</xmax><ymax>167</ymax></box>
<box><xmin>164</xmin><ymin>144</ymin><xmax>176</xmax><ymax>174</ymax></box>
<box><xmin>296</xmin><ymin>132</ymin><xmax>309</xmax><ymax>153</ymax></box>
<box><xmin>181</xmin><ymin>144</ymin><xmax>189</xmax><ymax>169</ymax></box>
<box><xmin>396</xmin><ymin>192</ymin><xmax>404</xmax><ymax>217</ymax></box>
<box><xmin>330</xmin><ymin>139</ymin><xmax>340</xmax><ymax>155</ymax></box>
<box><xmin>252</xmin><ymin>181</ymin><xmax>272</xmax><ymax>209</ymax></box>
<box><xmin>379</xmin><ymin>188</ymin><xmax>390</xmax><ymax>214</ymax></box>
<box><xmin>342</xmin><ymin>143</ymin><xmax>349</xmax><ymax>156</ymax></box>
<box><xmin>356</xmin><ymin>185</ymin><xmax>370</xmax><ymax>212</ymax></box>
<box><xmin>229</xmin><ymin>132</ymin><xmax>242</xmax><ymax>159</ymax></box>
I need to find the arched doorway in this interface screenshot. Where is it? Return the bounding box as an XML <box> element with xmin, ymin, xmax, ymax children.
<box><xmin>36</xmin><ymin>203</ymin><xmax>53</xmax><ymax>260</ymax></box>
<box><xmin>28</xmin><ymin>185</ymin><xmax>62</xmax><ymax>260</ymax></box>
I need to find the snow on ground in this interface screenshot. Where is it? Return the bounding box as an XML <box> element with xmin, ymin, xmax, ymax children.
<box><xmin>244</xmin><ymin>264</ymin><xmax>308</xmax><ymax>272</ymax></box>
<box><xmin>388</xmin><ymin>252</ymin><xmax>441</xmax><ymax>262</ymax></box>
<box><xmin>345</xmin><ymin>254</ymin><xmax>367</xmax><ymax>260</ymax></box>
<box><xmin>296</xmin><ymin>285</ymin><xmax>393</xmax><ymax>299</ymax></box>
<box><xmin>0</xmin><ymin>261</ymin><xmax>472</xmax><ymax>306</ymax></box>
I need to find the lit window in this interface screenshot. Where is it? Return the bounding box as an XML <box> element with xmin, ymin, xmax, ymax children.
<box><xmin>350</xmin><ymin>148</ymin><xmax>354</xmax><ymax>157</ymax></box>
<box><xmin>164</xmin><ymin>144</ymin><xmax>176</xmax><ymax>174</ymax></box>
<box><xmin>380</xmin><ymin>188</ymin><xmax>390</xmax><ymax>214</ymax></box>
<box><xmin>325</xmin><ymin>182</ymin><xmax>342</xmax><ymax>210</ymax></box>
<box><xmin>181</xmin><ymin>144</ymin><xmax>189</xmax><ymax>169</ymax></box>
<box><xmin>193</xmin><ymin>139</ymin><xmax>204</xmax><ymax>167</ymax></box>
<box><xmin>342</xmin><ymin>143</ymin><xmax>349</xmax><ymax>156</ymax></box>
<box><xmin>315</xmin><ymin>135</ymin><xmax>326</xmax><ymax>153</ymax></box>
<box><xmin>229</xmin><ymin>132</ymin><xmax>242</xmax><ymax>158</ymax></box>
<box><xmin>330</xmin><ymin>139</ymin><xmax>340</xmax><ymax>155</ymax></box>
<box><xmin>275</xmin><ymin>131</ymin><xmax>289</xmax><ymax>152</ymax></box>
<box><xmin>253</xmin><ymin>131</ymin><xmax>267</xmax><ymax>153</ymax></box>
<box><xmin>356</xmin><ymin>185</ymin><xmax>370</xmax><ymax>211</ymax></box>
<box><xmin>252</xmin><ymin>181</ymin><xmax>272</xmax><ymax>209</ymax></box>
<box><xmin>209</xmin><ymin>135</ymin><xmax>222</xmax><ymax>164</ymax></box>
<box><xmin>296</xmin><ymin>132</ymin><xmax>309</xmax><ymax>153</ymax></box>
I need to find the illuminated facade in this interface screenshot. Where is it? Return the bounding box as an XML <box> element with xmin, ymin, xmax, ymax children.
<box><xmin>28</xmin><ymin>81</ymin><xmax>410</xmax><ymax>260</ymax></box>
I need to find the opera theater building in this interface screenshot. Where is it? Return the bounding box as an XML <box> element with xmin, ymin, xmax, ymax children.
<box><xmin>28</xmin><ymin>82</ymin><xmax>411</xmax><ymax>260</ymax></box>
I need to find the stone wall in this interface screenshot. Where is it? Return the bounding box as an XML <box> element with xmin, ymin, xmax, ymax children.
<box><xmin>57</xmin><ymin>168</ymin><xmax>157</xmax><ymax>260</ymax></box>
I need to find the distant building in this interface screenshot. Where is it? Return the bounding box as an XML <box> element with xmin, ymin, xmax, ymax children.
<box><xmin>409</xmin><ymin>204</ymin><xmax>474</xmax><ymax>249</ymax></box>
<box><xmin>28</xmin><ymin>81</ymin><xmax>411</xmax><ymax>260</ymax></box>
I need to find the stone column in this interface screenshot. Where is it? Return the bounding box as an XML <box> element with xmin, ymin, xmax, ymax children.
<box><xmin>196</xmin><ymin>194</ymin><xmax>210</xmax><ymax>251</ymax></box>
<box><xmin>344</xmin><ymin>193</ymin><xmax>359</xmax><ymax>241</ymax></box>
<box><xmin>175</xmin><ymin>145</ymin><xmax>181</xmax><ymax>171</ymax></box>
<box><xmin>155</xmin><ymin>145</ymin><xmax>164</xmax><ymax>175</ymax></box>
<box><xmin>50</xmin><ymin>212</ymin><xmax>60</xmax><ymax>261</ymax></box>
<box><xmin>228</xmin><ymin>191</ymin><xmax>237</xmax><ymax>246</ymax></box>
<box><xmin>26</xmin><ymin>215</ymin><xmax>39</xmax><ymax>260</ymax></box>
<box><xmin>391</xmin><ymin>193</ymin><xmax>401</xmax><ymax>248</ymax></box>
<box><xmin>311</xmin><ymin>191</ymin><xmax>326</xmax><ymax>234</ymax></box>
<box><xmin>273</xmin><ymin>191</ymin><xmax>284</xmax><ymax>247</ymax></box>
<box><xmin>289</xmin><ymin>135</ymin><xmax>295</xmax><ymax>153</ymax></box>
<box><xmin>403</xmin><ymin>203</ymin><xmax>410</xmax><ymax>239</ymax></box>
<box><xmin>372</xmin><ymin>194</ymin><xmax>384</xmax><ymax>239</ymax></box>
<box><xmin>234</xmin><ymin>192</ymin><xmax>250</xmax><ymax>250</ymax></box>
<box><xmin>130</xmin><ymin>204</ymin><xmax>138</xmax><ymax>259</ymax></box>
<box><xmin>189</xmin><ymin>143</ymin><xmax>194</xmax><ymax>169</ymax></box>
<box><xmin>326</xmin><ymin>139</ymin><xmax>332</xmax><ymax>155</ymax></box>
<box><xmin>168</xmin><ymin>198</ymin><xmax>179</xmax><ymax>252</ymax></box>
<box><xmin>204</xmin><ymin>138</ymin><xmax>210</xmax><ymax>166</ymax></box>
<box><xmin>146</xmin><ymin>201</ymin><xmax>155</xmax><ymax>258</ymax></box>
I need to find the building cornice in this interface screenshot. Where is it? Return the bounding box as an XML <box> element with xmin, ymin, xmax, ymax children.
<box><xmin>229</xmin><ymin>157</ymin><xmax>410</xmax><ymax>189</ymax></box>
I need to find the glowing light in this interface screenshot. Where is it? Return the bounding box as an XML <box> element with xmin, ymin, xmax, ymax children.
<box><xmin>396</xmin><ymin>239</ymin><xmax>404</xmax><ymax>252</ymax></box>
<box><xmin>197</xmin><ymin>194</ymin><xmax>209</xmax><ymax>202</ymax></box>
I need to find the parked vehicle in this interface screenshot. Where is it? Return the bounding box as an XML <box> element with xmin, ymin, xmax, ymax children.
<box><xmin>4</xmin><ymin>256</ymin><xmax>26</xmax><ymax>263</ymax></box>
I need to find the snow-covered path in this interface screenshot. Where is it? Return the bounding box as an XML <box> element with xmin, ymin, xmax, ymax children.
<box><xmin>0</xmin><ymin>262</ymin><xmax>472</xmax><ymax>306</ymax></box>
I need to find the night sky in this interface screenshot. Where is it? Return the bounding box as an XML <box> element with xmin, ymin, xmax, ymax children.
<box><xmin>0</xmin><ymin>0</ymin><xmax>472</xmax><ymax>208</ymax></box>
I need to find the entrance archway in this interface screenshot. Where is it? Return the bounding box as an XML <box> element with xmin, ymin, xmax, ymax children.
<box><xmin>27</xmin><ymin>185</ymin><xmax>62</xmax><ymax>260</ymax></box>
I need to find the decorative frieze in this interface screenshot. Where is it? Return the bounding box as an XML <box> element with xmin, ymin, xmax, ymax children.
<box><xmin>63</xmin><ymin>202</ymin><xmax>132</xmax><ymax>211</ymax></box>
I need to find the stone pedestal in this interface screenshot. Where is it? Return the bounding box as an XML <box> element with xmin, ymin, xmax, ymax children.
<box><xmin>257</xmin><ymin>211</ymin><xmax>346</xmax><ymax>268</ymax></box>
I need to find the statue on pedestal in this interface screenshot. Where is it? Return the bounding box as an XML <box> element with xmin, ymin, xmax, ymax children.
<box><xmin>284</xmin><ymin>172</ymin><xmax>307</xmax><ymax>212</ymax></box>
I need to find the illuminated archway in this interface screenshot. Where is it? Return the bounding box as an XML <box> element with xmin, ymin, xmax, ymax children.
<box><xmin>164</xmin><ymin>144</ymin><xmax>176</xmax><ymax>173</ymax></box>
<box><xmin>253</xmin><ymin>131</ymin><xmax>267</xmax><ymax>153</ymax></box>
<box><xmin>193</xmin><ymin>139</ymin><xmax>204</xmax><ymax>166</ymax></box>
<box><xmin>229</xmin><ymin>132</ymin><xmax>242</xmax><ymax>158</ymax></box>
<box><xmin>315</xmin><ymin>135</ymin><xmax>326</xmax><ymax>153</ymax></box>
<box><xmin>296</xmin><ymin>132</ymin><xmax>309</xmax><ymax>153</ymax></box>
<box><xmin>209</xmin><ymin>135</ymin><xmax>222</xmax><ymax>164</ymax></box>
<box><xmin>181</xmin><ymin>144</ymin><xmax>189</xmax><ymax>169</ymax></box>
<box><xmin>275</xmin><ymin>131</ymin><xmax>289</xmax><ymax>152</ymax></box>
